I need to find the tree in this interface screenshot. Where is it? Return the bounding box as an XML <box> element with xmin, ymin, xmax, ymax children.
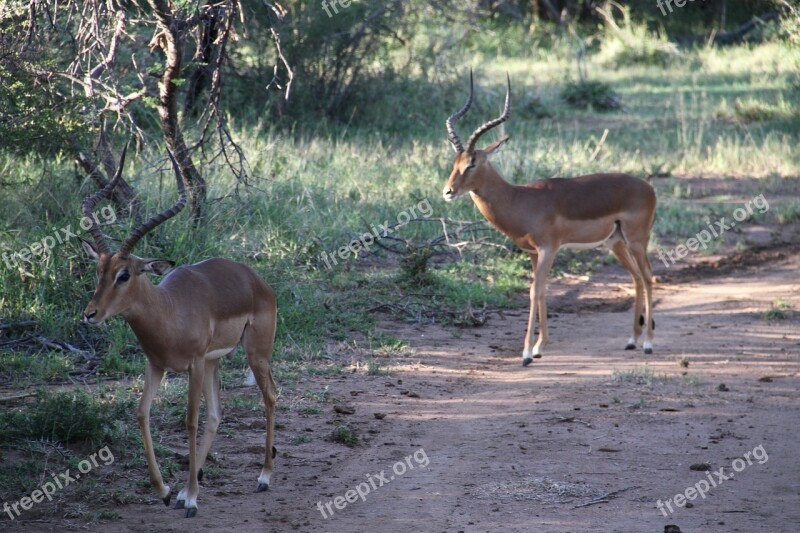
<box><xmin>0</xmin><ymin>0</ymin><xmax>289</xmax><ymax>219</ymax></box>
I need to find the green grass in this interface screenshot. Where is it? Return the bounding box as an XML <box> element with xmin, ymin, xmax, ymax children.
<box><xmin>291</xmin><ymin>434</ymin><xmax>312</xmax><ymax>445</ymax></box>
<box><xmin>0</xmin><ymin>350</ymin><xmax>75</xmax><ymax>385</ymax></box>
<box><xmin>329</xmin><ymin>425</ymin><xmax>358</xmax><ymax>447</ymax></box>
<box><xmin>762</xmin><ymin>298</ymin><xmax>792</xmax><ymax>320</ymax></box>
<box><xmin>612</xmin><ymin>366</ymin><xmax>668</xmax><ymax>386</ymax></box>
<box><xmin>366</xmin><ymin>359</ymin><xmax>388</xmax><ymax>376</ymax></box>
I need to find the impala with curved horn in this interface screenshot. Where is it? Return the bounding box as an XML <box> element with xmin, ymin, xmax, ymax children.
<box><xmin>81</xmin><ymin>145</ymin><xmax>278</xmax><ymax>517</ymax></box>
<box><xmin>443</xmin><ymin>72</ymin><xmax>657</xmax><ymax>366</ymax></box>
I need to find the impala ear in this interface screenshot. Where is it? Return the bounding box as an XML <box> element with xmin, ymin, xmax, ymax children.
<box><xmin>484</xmin><ymin>136</ymin><xmax>510</xmax><ymax>156</ymax></box>
<box><xmin>141</xmin><ymin>259</ymin><xmax>175</xmax><ymax>276</ymax></box>
<box><xmin>81</xmin><ymin>239</ymin><xmax>101</xmax><ymax>261</ymax></box>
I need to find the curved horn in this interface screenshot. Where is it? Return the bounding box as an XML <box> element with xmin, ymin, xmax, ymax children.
<box><xmin>445</xmin><ymin>70</ymin><xmax>474</xmax><ymax>153</ymax></box>
<box><xmin>81</xmin><ymin>142</ymin><xmax>129</xmax><ymax>255</ymax></box>
<box><xmin>466</xmin><ymin>73</ymin><xmax>511</xmax><ymax>154</ymax></box>
<box><xmin>118</xmin><ymin>148</ymin><xmax>187</xmax><ymax>257</ymax></box>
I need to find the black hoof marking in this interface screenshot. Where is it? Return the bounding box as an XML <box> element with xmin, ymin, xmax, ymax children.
<box><xmin>522</xmin><ymin>358</ymin><xmax>533</xmax><ymax>367</ymax></box>
<box><xmin>272</xmin><ymin>446</ymin><xmax>277</xmax><ymax>459</ymax></box>
<box><xmin>644</xmin><ymin>348</ymin><xmax>653</xmax><ymax>355</ymax></box>
<box><xmin>162</xmin><ymin>494</ymin><xmax>172</xmax><ymax>507</ymax></box>
<box><xmin>257</xmin><ymin>482</ymin><xmax>270</xmax><ymax>493</ymax></box>
<box><xmin>533</xmin><ymin>353</ymin><xmax>542</xmax><ymax>359</ymax></box>
<box><xmin>198</xmin><ymin>468</ymin><xmax>204</xmax><ymax>483</ymax></box>
<box><xmin>174</xmin><ymin>500</ymin><xmax>185</xmax><ymax>510</ymax></box>
<box><xmin>625</xmin><ymin>343</ymin><xmax>636</xmax><ymax>350</ymax></box>
<box><xmin>185</xmin><ymin>507</ymin><xmax>197</xmax><ymax>518</ymax></box>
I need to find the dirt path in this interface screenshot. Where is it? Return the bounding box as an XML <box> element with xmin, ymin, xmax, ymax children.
<box><xmin>10</xmin><ymin>248</ymin><xmax>800</xmax><ymax>533</ymax></box>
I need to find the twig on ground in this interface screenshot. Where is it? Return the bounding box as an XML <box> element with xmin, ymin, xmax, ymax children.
<box><xmin>573</xmin><ymin>486</ymin><xmax>640</xmax><ymax>508</ymax></box>
<box><xmin>573</xmin><ymin>485</ymin><xmax>640</xmax><ymax>509</ymax></box>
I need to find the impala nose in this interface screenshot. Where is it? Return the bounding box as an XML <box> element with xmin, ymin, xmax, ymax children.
<box><xmin>443</xmin><ymin>187</ymin><xmax>455</xmax><ymax>201</ymax></box>
<box><xmin>83</xmin><ymin>310</ymin><xmax>97</xmax><ymax>324</ymax></box>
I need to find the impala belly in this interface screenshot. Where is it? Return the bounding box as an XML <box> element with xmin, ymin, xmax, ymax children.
<box><xmin>205</xmin><ymin>347</ymin><xmax>236</xmax><ymax>360</ymax></box>
<box><xmin>561</xmin><ymin>222</ymin><xmax>619</xmax><ymax>250</ymax></box>
<box><xmin>204</xmin><ymin>315</ymin><xmax>250</xmax><ymax>360</ymax></box>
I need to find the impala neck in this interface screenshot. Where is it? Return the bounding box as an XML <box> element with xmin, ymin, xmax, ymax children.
<box><xmin>469</xmin><ymin>164</ymin><xmax>523</xmax><ymax>238</ymax></box>
<box><xmin>122</xmin><ymin>279</ymin><xmax>176</xmax><ymax>354</ymax></box>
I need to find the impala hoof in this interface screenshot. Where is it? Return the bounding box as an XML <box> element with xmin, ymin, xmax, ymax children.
<box><xmin>185</xmin><ymin>507</ymin><xmax>197</xmax><ymax>518</ymax></box>
<box><xmin>257</xmin><ymin>482</ymin><xmax>270</xmax><ymax>492</ymax></box>
<box><xmin>174</xmin><ymin>500</ymin><xmax>185</xmax><ymax>510</ymax></box>
<box><xmin>522</xmin><ymin>358</ymin><xmax>533</xmax><ymax>367</ymax></box>
<box><xmin>644</xmin><ymin>347</ymin><xmax>653</xmax><ymax>355</ymax></box>
<box><xmin>625</xmin><ymin>343</ymin><xmax>636</xmax><ymax>350</ymax></box>
<box><xmin>162</xmin><ymin>494</ymin><xmax>171</xmax><ymax>507</ymax></box>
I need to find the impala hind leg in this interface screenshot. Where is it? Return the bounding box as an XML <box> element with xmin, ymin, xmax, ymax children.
<box><xmin>176</xmin><ymin>359</ymin><xmax>221</xmax><ymax>511</ymax></box>
<box><xmin>629</xmin><ymin>241</ymin><xmax>655</xmax><ymax>354</ymax></box>
<box><xmin>610</xmin><ymin>240</ymin><xmax>645</xmax><ymax>351</ymax></box>
<box><xmin>522</xmin><ymin>249</ymin><xmax>556</xmax><ymax>366</ymax></box>
<box><xmin>243</xmin><ymin>306</ymin><xmax>278</xmax><ymax>492</ymax></box>
<box><xmin>138</xmin><ymin>363</ymin><xmax>172</xmax><ymax>506</ymax></box>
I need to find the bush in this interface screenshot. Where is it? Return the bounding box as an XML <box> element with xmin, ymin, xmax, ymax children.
<box><xmin>560</xmin><ymin>80</ymin><xmax>622</xmax><ymax>111</ymax></box>
<box><xmin>596</xmin><ymin>2</ymin><xmax>680</xmax><ymax>67</ymax></box>
<box><xmin>0</xmin><ymin>389</ymin><xmax>135</xmax><ymax>447</ymax></box>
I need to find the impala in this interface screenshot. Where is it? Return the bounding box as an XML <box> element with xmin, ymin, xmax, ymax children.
<box><xmin>81</xmin><ymin>145</ymin><xmax>278</xmax><ymax>517</ymax></box>
<box><xmin>443</xmin><ymin>72</ymin><xmax>656</xmax><ymax>366</ymax></box>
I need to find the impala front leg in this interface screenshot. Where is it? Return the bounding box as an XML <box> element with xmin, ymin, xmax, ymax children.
<box><xmin>523</xmin><ymin>249</ymin><xmax>556</xmax><ymax>366</ymax></box>
<box><xmin>180</xmin><ymin>360</ymin><xmax>205</xmax><ymax>518</ymax></box>
<box><xmin>138</xmin><ymin>363</ymin><xmax>171</xmax><ymax>505</ymax></box>
<box><xmin>176</xmin><ymin>359</ymin><xmax>221</xmax><ymax>511</ymax></box>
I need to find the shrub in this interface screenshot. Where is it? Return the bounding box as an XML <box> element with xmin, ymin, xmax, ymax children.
<box><xmin>560</xmin><ymin>80</ymin><xmax>622</xmax><ymax>111</ymax></box>
<box><xmin>596</xmin><ymin>2</ymin><xmax>680</xmax><ymax>67</ymax></box>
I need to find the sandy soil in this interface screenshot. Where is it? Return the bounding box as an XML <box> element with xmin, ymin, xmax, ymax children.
<box><xmin>6</xmin><ymin>193</ymin><xmax>800</xmax><ymax>533</ymax></box>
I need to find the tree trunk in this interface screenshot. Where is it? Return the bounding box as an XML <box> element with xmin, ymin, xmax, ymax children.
<box><xmin>149</xmin><ymin>0</ymin><xmax>206</xmax><ymax>220</ymax></box>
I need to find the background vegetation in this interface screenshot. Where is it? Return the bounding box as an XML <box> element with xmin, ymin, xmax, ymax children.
<box><xmin>1</xmin><ymin>0</ymin><xmax>798</xmax><ymax>519</ymax></box>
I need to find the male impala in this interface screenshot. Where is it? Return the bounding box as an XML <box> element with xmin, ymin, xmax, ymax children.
<box><xmin>81</xmin><ymin>145</ymin><xmax>278</xmax><ymax>517</ymax></box>
<box><xmin>443</xmin><ymin>73</ymin><xmax>656</xmax><ymax>366</ymax></box>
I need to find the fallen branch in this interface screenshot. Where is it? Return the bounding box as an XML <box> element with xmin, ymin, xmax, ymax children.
<box><xmin>0</xmin><ymin>392</ymin><xmax>36</xmax><ymax>403</ymax></box>
<box><xmin>573</xmin><ymin>486</ymin><xmax>640</xmax><ymax>509</ymax></box>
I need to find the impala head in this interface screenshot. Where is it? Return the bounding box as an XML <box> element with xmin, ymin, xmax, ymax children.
<box><xmin>443</xmin><ymin>71</ymin><xmax>511</xmax><ymax>202</ymax></box>
<box><xmin>81</xmin><ymin>144</ymin><xmax>186</xmax><ymax>326</ymax></box>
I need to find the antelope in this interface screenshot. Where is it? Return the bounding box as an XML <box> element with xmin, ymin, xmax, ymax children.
<box><xmin>80</xmin><ymin>145</ymin><xmax>278</xmax><ymax>517</ymax></box>
<box><xmin>443</xmin><ymin>72</ymin><xmax>657</xmax><ymax>366</ymax></box>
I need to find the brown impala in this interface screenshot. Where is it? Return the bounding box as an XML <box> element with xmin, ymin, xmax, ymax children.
<box><xmin>443</xmin><ymin>72</ymin><xmax>656</xmax><ymax>366</ymax></box>
<box><xmin>81</xmin><ymin>145</ymin><xmax>277</xmax><ymax>517</ymax></box>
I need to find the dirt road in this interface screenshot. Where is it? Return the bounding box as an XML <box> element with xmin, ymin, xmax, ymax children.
<box><xmin>12</xmin><ymin>243</ymin><xmax>798</xmax><ymax>533</ymax></box>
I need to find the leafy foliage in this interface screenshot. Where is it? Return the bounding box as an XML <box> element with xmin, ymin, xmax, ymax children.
<box><xmin>596</xmin><ymin>3</ymin><xmax>680</xmax><ymax>67</ymax></box>
<box><xmin>560</xmin><ymin>80</ymin><xmax>622</xmax><ymax>111</ymax></box>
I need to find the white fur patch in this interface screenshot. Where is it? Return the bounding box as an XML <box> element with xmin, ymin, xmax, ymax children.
<box><xmin>204</xmin><ymin>347</ymin><xmax>235</xmax><ymax>360</ymax></box>
<box><xmin>562</xmin><ymin>227</ymin><xmax>617</xmax><ymax>251</ymax></box>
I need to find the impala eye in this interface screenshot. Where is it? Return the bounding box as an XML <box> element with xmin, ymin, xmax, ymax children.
<box><xmin>464</xmin><ymin>162</ymin><xmax>475</xmax><ymax>172</ymax></box>
<box><xmin>116</xmin><ymin>270</ymin><xmax>130</xmax><ymax>284</ymax></box>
